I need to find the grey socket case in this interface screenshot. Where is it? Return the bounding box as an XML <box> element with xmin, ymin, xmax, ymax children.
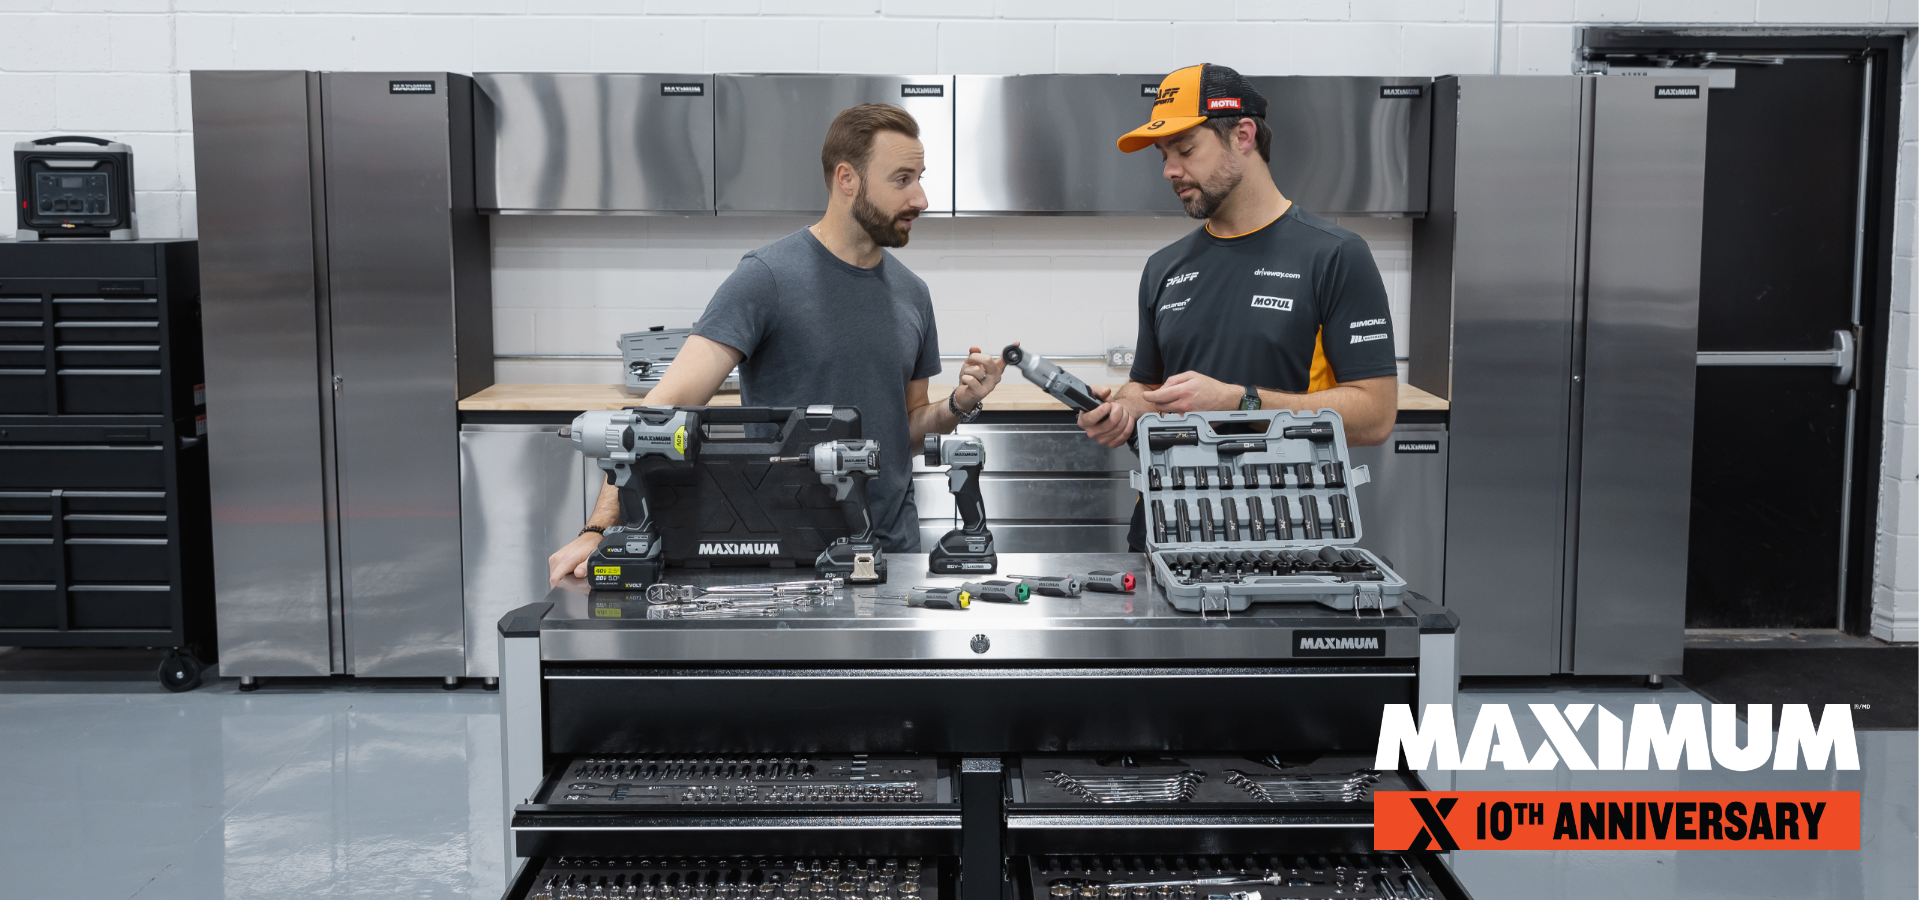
<box><xmin>1130</xmin><ymin>409</ymin><xmax>1407</xmax><ymax>614</ymax></box>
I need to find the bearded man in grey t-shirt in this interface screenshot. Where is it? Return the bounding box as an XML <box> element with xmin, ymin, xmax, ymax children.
<box><xmin>549</xmin><ymin>103</ymin><xmax>1007</xmax><ymax>585</ymax></box>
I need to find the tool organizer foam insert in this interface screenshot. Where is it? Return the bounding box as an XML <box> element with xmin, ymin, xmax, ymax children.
<box><xmin>518</xmin><ymin>856</ymin><xmax>949</xmax><ymax>900</ymax></box>
<box><xmin>1130</xmin><ymin>410</ymin><xmax>1406</xmax><ymax>613</ymax></box>
<box><xmin>538</xmin><ymin>755</ymin><xmax>950</xmax><ymax>808</ymax></box>
<box><xmin>1019</xmin><ymin>853</ymin><xmax>1446</xmax><ymax>900</ymax></box>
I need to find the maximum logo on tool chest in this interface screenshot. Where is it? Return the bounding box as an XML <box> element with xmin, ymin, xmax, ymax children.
<box><xmin>1295</xmin><ymin>629</ymin><xmax>1387</xmax><ymax>656</ymax></box>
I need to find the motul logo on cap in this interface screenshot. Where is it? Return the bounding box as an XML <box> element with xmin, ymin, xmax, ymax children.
<box><xmin>1207</xmin><ymin>98</ymin><xmax>1242</xmax><ymax>110</ymax></box>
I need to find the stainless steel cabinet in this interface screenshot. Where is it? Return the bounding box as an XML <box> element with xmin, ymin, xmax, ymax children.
<box><xmin>474</xmin><ymin>73</ymin><xmax>715</xmax><ymax>215</ymax></box>
<box><xmin>1411</xmin><ymin>75</ymin><xmax>1706</xmax><ymax>676</ymax></box>
<box><xmin>1247</xmin><ymin>76</ymin><xmax>1430</xmax><ymax>216</ymax></box>
<box><xmin>459</xmin><ymin>424</ymin><xmax>585</xmax><ymax>677</ymax></box>
<box><xmin>1348</xmin><ymin>424</ymin><xmax>1448</xmax><ymax>602</ymax></box>
<box><xmin>715</xmin><ymin>75</ymin><xmax>954</xmax><ymax>215</ymax></box>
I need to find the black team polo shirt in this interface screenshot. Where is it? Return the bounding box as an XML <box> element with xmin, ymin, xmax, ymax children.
<box><xmin>1129</xmin><ymin>205</ymin><xmax>1398</xmax><ymax>393</ymax></box>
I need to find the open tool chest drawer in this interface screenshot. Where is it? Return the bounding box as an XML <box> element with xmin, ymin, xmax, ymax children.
<box><xmin>512</xmin><ymin>755</ymin><xmax>963</xmax><ymax>859</ymax></box>
<box><xmin>504</xmin><ymin>855</ymin><xmax>957</xmax><ymax>900</ymax></box>
<box><xmin>1001</xmin><ymin>755</ymin><xmax>1471</xmax><ymax>900</ymax></box>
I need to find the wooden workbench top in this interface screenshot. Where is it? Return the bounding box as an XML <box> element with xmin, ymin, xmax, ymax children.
<box><xmin>460</xmin><ymin>381</ymin><xmax>1448</xmax><ymax>413</ymax></box>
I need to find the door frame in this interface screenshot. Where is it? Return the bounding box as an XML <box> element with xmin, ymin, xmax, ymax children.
<box><xmin>1578</xmin><ymin>29</ymin><xmax>1907</xmax><ymax>635</ymax></box>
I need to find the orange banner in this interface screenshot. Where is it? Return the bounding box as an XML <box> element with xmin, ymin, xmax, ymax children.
<box><xmin>1374</xmin><ymin>791</ymin><xmax>1859</xmax><ymax>851</ymax></box>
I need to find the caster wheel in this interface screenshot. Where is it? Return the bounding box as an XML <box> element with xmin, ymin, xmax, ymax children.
<box><xmin>159</xmin><ymin>651</ymin><xmax>203</xmax><ymax>693</ymax></box>
<box><xmin>238</xmin><ymin>676</ymin><xmax>260</xmax><ymax>692</ymax></box>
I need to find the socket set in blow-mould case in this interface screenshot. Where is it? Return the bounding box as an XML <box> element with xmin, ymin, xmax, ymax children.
<box><xmin>1130</xmin><ymin>409</ymin><xmax>1406</xmax><ymax>614</ymax></box>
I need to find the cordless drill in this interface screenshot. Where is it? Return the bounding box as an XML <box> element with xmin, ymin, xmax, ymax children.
<box><xmin>567</xmin><ymin>407</ymin><xmax>698</xmax><ymax>590</ymax></box>
<box><xmin>772</xmin><ymin>440</ymin><xmax>888</xmax><ymax>584</ymax></box>
<box><xmin>924</xmin><ymin>433</ymin><xmax>995</xmax><ymax>575</ymax></box>
<box><xmin>1002</xmin><ymin>344</ymin><xmax>1103</xmax><ymax>413</ymax></box>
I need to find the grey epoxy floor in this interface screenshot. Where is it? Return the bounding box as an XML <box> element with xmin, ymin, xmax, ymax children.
<box><xmin>0</xmin><ymin>676</ymin><xmax>1910</xmax><ymax>899</ymax></box>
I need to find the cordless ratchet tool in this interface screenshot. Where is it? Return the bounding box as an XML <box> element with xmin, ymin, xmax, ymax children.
<box><xmin>772</xmin><ymin>440</ymin><xmax>888</xmax><ymax>584</ymax></box>
<box><xmin>1002</xmin><ymin>344</ymin><xmax>1103</xmax><ymax>413</ymax></box>
<box><xmin>924</xmin><ymin>433</ymin><xmax>996</xmax><ymax>574</ymax></box>
<box><xmin>567</xmin><ymin>407</ymin><xmax>698</xmax><ymax>590</ymax></box>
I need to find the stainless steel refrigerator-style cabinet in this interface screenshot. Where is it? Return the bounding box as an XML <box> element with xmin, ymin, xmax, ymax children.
<box><xmin>192</xmin><ymin>71</ymin><xmax>492</xmax><ymax>684</ymax></box>
<box><xmin>1410</xmin><ymin>75</ymin><xmax>1708</xmax><ymax>677</ymax></box>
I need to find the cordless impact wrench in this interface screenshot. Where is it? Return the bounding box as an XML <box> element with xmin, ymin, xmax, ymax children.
<box><xmin>772</xmin><ymin>440</ymin><xmax>888</xmax><ymax>584</ymax></box>
<box><xmin>924</xmin><ymin>433</ymin><xmax>996</xmax><ymax>575</ymax></box>
<box><xmin>567</xmin><ymin>407</ymin><xmax>698</xmax><ymax>590</ymax></box>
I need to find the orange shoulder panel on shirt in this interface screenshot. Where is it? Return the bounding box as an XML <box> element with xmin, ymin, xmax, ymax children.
<box><xmin>1308</xmin><ymin>327</ymin><xmax>1336</xmax><ymax>392</ymax></box>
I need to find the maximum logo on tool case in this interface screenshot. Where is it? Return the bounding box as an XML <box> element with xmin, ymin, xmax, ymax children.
<box><xmin>1656</xmin><ymin>85</ymin><xmax>1701</xmax><ymax>99</ymax></box>
<box><xmin>901</xmin><ymin>84</ymin><xmax>945</xmax><ymax>97</ymax></box>
<box><xmin>1395</xmin><ymin>441</ymin><xmax>1440</xmax><ymax>454</ymax></box>
<box><xmin>389</xmin><ymin>80</ymin><xmax>436</xmax><ymax>94</ymax></box>
<box><xmin>1380</xmin><ymin>85</ymin><xmax>1424</xmax><ymax>99</ymax></box>
<box><xmin>661</xmin><ymin>82</ymin><xmax>705</xmax><ymax>96</ymax></box>
<box><xmin>696</xmin><ymin>542</ymin><xmax>782</xmax><ymax>556</ymax></box>
<box><xmin>1295</xmin><ymin>629</ymin><xmax>1387</xmax><ymax>656</ymax></box>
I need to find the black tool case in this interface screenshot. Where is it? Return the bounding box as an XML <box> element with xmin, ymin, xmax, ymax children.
<box><xmin>643</xmin><ymin>406</ymin><xmax>864</xmax><ymax>570</ymax></box>
<box><xmin>1005</xmin><ymin>755</ymin><xmax>1468</xmax><ymax>900</ymax></box>
<box><xmin>0</xmin><ymin>240</ymin><xmax>215</xmax><ymax>690</ymax></box>
<box><xmin>1131</xmin><ymin>410</ymin><xmax>1407</xmax><ymax>613</ymax></box>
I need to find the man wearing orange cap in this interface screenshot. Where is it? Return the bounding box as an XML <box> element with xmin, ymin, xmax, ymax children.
<box><xmin>1079</xmin><ymin>64</ymin><xmax>1400</xmax><ymax>550</ymax></box>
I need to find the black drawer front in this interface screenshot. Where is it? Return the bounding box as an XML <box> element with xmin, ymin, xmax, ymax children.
<box><xmin>69</xmin><ymin>586</ymin><xmax>172</xmax><ymax>629</ymax></box>
<box><xmin>0</xmin><ymin>371</ymin><xmax>47</xmax><ymax>414</ymax></box>
<box><xmin>0</xmin><ymin>445</ymin><xmax>166</xmax><ymax>489</ymax></box>
<box><xmin>0</xmin><ymin>586</ymin><xmax>59</xmax><ymax>629</ymax></box>
<box><xmin>0</xmin><ymin>538</ymin><xmax>56</xmax><ymax>581</ymax></box>
<box><xmin>67</xmin><ymin>538</ymin><xmax>171</xmax><ymax>583</ymax></box>
<box><xmin>504</xmin><ymin>856</ymin><xmax>954</xmax><ymax>900</ymax></box>
<box><xmin>56</xmin><ymin>369</ymin><xmax>163</xmax><ymax>415</ymax></box>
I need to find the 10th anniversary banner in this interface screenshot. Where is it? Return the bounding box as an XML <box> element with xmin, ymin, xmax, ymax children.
<box><xmin>1375</xmin><ymin>792</ymin><xmax>1860</xmax><ymax>850</ymax></box>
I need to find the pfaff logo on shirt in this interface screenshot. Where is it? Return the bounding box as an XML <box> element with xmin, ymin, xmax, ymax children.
<box><xmin>1251</xmin><ymin>296</ymin><xmax>1294</xmax><ymax>312</ymax></box>
<box><xmin>1159</xmin><ymin>299</ymin><xmax>1190</xmax><ymax>313</ymax></box>
<box><xmin>1166</xmin><ymin>271</ymin><xmax>1200</xmax><ymax>287</ymax></box>
<box><xmin>1352</xmin><ymin>318</ymin><xmax>1388</xmax><ymax>328</ymax></box>
<box><xmin>1351</xmin><ymin>333</ymin><xmax>1390</xmax><ymax>344</ymax></box>
<box><xmin>1207</xmin><ymin>97</ymin><xmax>1242</xmax><ymax>110</ymax></box>
<box><xmin>1254</xmin><ymin>269</ymin><xmax>1300</xmax><ymax>278</ymax></box>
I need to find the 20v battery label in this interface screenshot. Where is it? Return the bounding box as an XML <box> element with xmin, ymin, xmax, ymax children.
<box><xmin>1375</xmin><ymin>791</ymin><xmax>1858</xmax><ymax>850</ymax></box>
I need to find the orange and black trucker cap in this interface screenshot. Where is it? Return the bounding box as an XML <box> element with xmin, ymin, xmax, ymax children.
<box><xmin>1117</xmin><ymin>63</ymin><xmax>1269</xmax><ymax>153</ymax></box>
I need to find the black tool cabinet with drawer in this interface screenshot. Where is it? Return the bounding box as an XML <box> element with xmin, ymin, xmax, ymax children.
<box><xmin>0</xmin><ymin>240</ymin><xmax>215</xmax><ymax>690</ymax></box>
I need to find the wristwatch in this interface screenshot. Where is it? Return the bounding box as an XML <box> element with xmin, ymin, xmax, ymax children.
<box><xmin>948</xmin><ymin>392</ymin><xmax>983</xmax><ymax>423</ymax></box>
<box><xmin>579</xmin><ymin>525</ymin><xmax>606</xmax><ymax>537</ymax></box>
<box><xmin>1239</xmin><ymin>385</ymin><xmax>1262</xmax><ymax>410</ymax></box>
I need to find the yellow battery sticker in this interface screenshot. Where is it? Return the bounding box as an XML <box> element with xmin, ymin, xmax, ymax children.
<box><xmin>593</xmin><ymin>566</ymin><xmax>620</xmax><ymax>576</ymax></box>
<box><xmin>593</xmin><ymin>606</ymin><xmax>622</xmax><ymax>618</ymax></box>
<box><xmin>673</xmin><ymin>425</ymin><xmax>687</xmax><ymax>454</ymax></box>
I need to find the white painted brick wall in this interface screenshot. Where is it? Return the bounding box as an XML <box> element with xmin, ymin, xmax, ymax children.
<box><xmin>0</xmin><ymin>2</ymin><xmax>1911</xmax><ymax>635</ymax></box>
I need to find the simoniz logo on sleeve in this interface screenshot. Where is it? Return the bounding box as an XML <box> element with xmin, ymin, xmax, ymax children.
<box><xmin>1207</xmin><ymin>97</ymin><xmax>1242</xmax><ymax>110</ymax></box>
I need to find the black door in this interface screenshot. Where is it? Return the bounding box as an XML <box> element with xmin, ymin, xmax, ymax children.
<box><xmin>1685</xmin><ymin>58</ymin><xmax>1868</xmax><ymax>629</ymax></box>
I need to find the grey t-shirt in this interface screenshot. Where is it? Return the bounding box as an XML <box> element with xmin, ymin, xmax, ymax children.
<box><xmin>692</xmin><ymin>229</ymin><xmax>941</xmax><ymax>553</ymax></box>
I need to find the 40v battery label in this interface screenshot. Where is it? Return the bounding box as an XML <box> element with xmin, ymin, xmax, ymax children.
<box><xmin>1376</xmin><ymin>791</ymin><xmax>1858</xmax><ymax>850</ymax></box>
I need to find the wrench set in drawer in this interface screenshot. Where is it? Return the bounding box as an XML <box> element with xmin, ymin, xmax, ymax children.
<box><xmin>524</xmin><ymin>856</ymin><xmax>944</xmax><ymax>900</ymax></box>
<box><xmin>1131</xmin><ymin>411</ymin><xmax>1406</xmax><ymax>613</ymax></box>
<box><xmin>1021</xmin><ymin>853</ymin><xmax>1445</xmax><ymax>900</ymax></box>
<box><xmin>540</xmin><ymin>756</ymin><xmax>943</xmax><ymax>807</ymax></box>
<box><xmin>1014</xmin><ymin>756</ymin><xmax>1410</xmax><ymax>809</ymax></box>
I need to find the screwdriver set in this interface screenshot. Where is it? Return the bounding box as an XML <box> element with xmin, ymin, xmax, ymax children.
<box><xmin>1022</xmin><ymin>853</ymin><xmax>1443</xmax><ymax>900</ymax></box>
<box><xmin>538</xmin><ymin>755</ymin><xmax>947</xmax><ymax>807</ymax></box>
<box><xmin>523</xmin><ymin>856</ymin><xmax>943</xmax><ymax>900</ymax></box>
<box><xmin>1130</xmin><ymin>410</ymin><xmax>1406</xmax><ymax>613</ymax></box>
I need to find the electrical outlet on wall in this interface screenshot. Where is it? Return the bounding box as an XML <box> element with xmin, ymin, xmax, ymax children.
<box><xmin>1106</xmin><ymin>347</ymin><xmax>1136</xmax><ymax>368</ymax></box>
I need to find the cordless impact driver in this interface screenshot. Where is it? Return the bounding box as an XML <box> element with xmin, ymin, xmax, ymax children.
<box><xmin>772</xmin><ymin>440</ymin><xmax>888</xmax><ymax>584</ymax></box>
<box><xmin>924</xmin><ymin>433</ymin><xmax>995</xmax><ymax>574</ymax></box>
<box><xmin>567</xmin><ymin>407</ymin><xmax>698</xmax><ymax>590</ymax></box>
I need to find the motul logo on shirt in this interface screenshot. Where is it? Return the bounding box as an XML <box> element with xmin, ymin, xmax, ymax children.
<box><xmin>1251</xmin><ymin>295</ymin><xmax>1294</xmax><ymax>311</ymax></box>
<box><xmin>1207</xmin><ymin>97</ymin><xmax>1242</xmax><ymax>110</ymax></box>
<box><xmin>697</xmin><ymin>542</ymin><xmax>781</xmax><ymax>556</ymax></box>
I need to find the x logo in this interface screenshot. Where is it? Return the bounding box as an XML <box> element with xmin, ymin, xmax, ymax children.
<box><xmin>1406</xmin><ymin>797</ymin><xmax>1460</xmax><ymax>850</ymax></box>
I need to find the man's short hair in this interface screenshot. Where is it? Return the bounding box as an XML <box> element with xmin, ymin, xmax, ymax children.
<box><xmin>821</xmin><ymin>103</ymin><xmax>921</xmax><ymax>187</ymax></box>
<box><xmin>1203</xmin><ymin>116</ymin><xmax>1272</xmax><ymax>164</ymax></box>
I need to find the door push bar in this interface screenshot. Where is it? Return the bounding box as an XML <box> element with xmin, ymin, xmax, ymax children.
<box><xmin>1696</xmin><ymin>328</ymin><xmax>1855</xmax><ymax>385</ymax></box>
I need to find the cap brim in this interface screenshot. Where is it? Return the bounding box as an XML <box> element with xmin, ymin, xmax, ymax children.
<box><xmin>1116</xmin><ymin>116</ymin><xmax>1208</xmax><ymax>153</ymax></box>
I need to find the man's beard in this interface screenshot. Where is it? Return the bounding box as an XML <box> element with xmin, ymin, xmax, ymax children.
<box><xmin>1174</xmin><ymin>153</ymin><xmax>1245</xmax><ymax>220</ymax></box>
<box><xmin>853</xmin><ymin>184</ymin><xmax>917</xmax><ymax>248</ymax></box>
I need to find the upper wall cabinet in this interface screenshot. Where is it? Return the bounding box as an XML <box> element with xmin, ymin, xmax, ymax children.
<box><xmin>474</xmin><ymin>73</ymin><xmax>715</xmax><ymax>215</ymax></box>
<box><xmin>954</xmin><ymin>75</ymin><xmax>1181</xmax><ymax>216</ymax></box>
<box><xmin>715</xmin><ymin>75</ymin><xmax>955</xmax><ymax>215</ymax></box>
<box><xmin>1250</xmin><ymin>76</ymin><xmax>1431</xmax><ymax>217</ymax></box>
<box><xmin>953</xmin><ymin>75</ymin><xmax>1430</xmax><ymax>216</ymax></box>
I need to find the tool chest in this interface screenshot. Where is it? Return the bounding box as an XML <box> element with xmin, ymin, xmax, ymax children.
<box><xmin>1130</xmin><ymin>410</ymin><xmax>1407</xmax><ymax>613</ymax></box>
<box><xmin>504</xmin><ymin>855</ymin><xmax>955</xmax><ymax>900</ymax></box>
<box><xmin>0</xmin><ymin>240</ymin><xmax>215</xmax><ymax>690</ymax></box>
